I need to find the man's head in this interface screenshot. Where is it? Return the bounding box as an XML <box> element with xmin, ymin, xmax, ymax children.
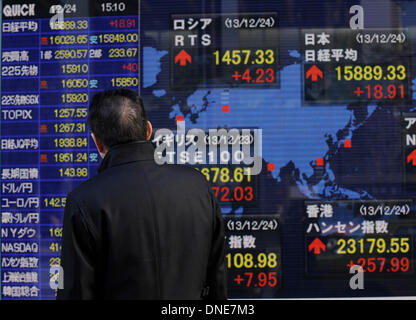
<box><xmin>88</xmin><ymin>89</ymin><xmax>152</xmax><ymax>158</ymax></box>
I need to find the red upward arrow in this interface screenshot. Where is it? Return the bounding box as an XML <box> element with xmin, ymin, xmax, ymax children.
<box><xmin>306</xmin><ymin>65</ymin><xmax>323</xmax><ymax>81</ymax></box>
<box><xmin>308</xmin><ymin>238</ymin><xmax>326</xmax><ymax>255</ymax></box>
<box><xmin>175</xmin><ymin>49</ymin><xmax>192</xmax><ymax>66</ymax></box>
<box><xmin>407</xmin><ymin>150</ymin><xmax>416</xmax><ymax>166</ymax></box>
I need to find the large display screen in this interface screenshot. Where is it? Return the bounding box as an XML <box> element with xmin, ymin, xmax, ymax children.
<box><xmin>1</xmin><ymin>0</ymin><xmax>416</xmax><ymax>299</ymax></box>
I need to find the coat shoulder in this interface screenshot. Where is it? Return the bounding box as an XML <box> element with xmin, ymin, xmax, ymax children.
<box><xmin>67</xmin><ymin>162</ymin><xmax>210</xmax><ymax>203</ymax></box>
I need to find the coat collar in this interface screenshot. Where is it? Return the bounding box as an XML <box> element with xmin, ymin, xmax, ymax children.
<box><xmin>98</xmin><ymin>141</ymin><xmax>155</xmax><ymax>173</ymax></box>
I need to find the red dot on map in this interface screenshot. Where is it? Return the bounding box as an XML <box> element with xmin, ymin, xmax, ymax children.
<box><xmin>344</xmin><ymin>140</ymin><xmax>352</xmax><ymax>148</ymax></box>
<box><xmin>267</xmin><ymin>163</ymin><xmax>275</xmax><ymax>171</ymax></box>
<box><xmin>222</xmin><ymin>105</ymin><xmax>229</xmax><ymax>113</ymax></box>
<box><xmin>176</xmin><ymin>116</ymin><xmax>184</xmax><ymax>122</ymax></box>
<box><xmin>316</xmin><ymin>158</ymin><xmax>324</xmax><ymax>166</ymax></box>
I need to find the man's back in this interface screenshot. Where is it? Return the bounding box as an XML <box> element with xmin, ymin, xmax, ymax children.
<box><xmin>57</xmin><ymin>141</ymin><xmax>227</xmax><ymax>299</ymax></box>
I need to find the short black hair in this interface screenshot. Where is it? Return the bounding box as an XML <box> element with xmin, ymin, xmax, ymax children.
<box><xmin>88</xmin><ymin>89</ymin><xmax>148</xmax><ymax>148</ymax></box>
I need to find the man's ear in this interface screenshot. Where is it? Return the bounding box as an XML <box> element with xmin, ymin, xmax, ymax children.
<box><xmin>146</xmin><ymin>121</ymin><xmax>153</xmax><ymax>141</ymax></box>
<box><xmin>91</xmin><ymin>133</ymin><xmax>107</xmax><ymax>158</ymax></box>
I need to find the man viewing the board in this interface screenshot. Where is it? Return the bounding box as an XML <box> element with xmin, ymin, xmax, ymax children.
<box><xmin>57</xmin><ymin>89</ymin><xmax>227</xmax><ymax>300</ymax></box>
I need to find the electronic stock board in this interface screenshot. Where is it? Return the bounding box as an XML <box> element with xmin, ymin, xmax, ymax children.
<box><xmin>1</xmin><ymin>0</ymin><xmax>416</xmax><ymax>299</ymax></box>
